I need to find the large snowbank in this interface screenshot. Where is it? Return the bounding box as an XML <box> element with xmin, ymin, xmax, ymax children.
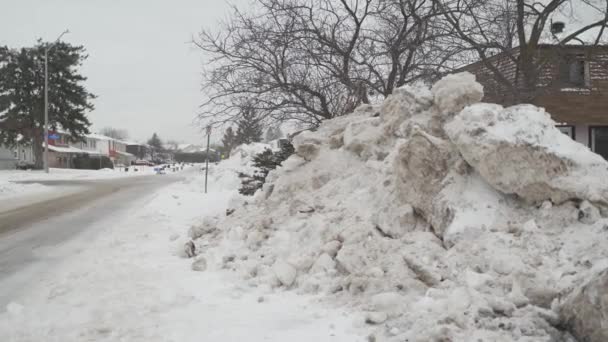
<box><xmin>191</xmin><ymin>73</ymin><xmax>608</xmax><ymax>341</ymax></box>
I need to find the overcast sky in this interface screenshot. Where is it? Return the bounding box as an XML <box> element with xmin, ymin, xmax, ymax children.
<box><xmin>0</xmin><ymin>0</ymin><xmax>248</xmax><ymax>144</ymax></box>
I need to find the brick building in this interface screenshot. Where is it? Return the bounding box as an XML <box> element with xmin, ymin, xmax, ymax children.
<box><xmin>458</xmin><ymin>44</ymin><xmax>608</xmax><ymax>160</ymax></box>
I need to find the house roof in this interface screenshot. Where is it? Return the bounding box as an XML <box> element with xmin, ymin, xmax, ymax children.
<box><xmin>86</xmin><ymin>133</ymin><xmax>113</xmax><ymax>141</ymax></box>
<box><xmin>116</xmin><ymin>150</ymin><xmax>135</xmax><ymax>157</ymax></box>
<box><xmin>47</xmin><ymin>144</ymin><xmax>89</xmax><ymax>154</ymax></box>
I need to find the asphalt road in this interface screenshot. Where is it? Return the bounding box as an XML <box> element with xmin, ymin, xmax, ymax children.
<box><xmin>0</xmin><ymin>174</ymin><xmax>182</xmax><ymax>308</ymax></box>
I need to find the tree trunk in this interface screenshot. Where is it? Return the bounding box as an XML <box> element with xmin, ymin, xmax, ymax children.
<box><xmin>32</xmin><ymin>130</ymin><xmax>44</xmax><ymax>170</ymax></box>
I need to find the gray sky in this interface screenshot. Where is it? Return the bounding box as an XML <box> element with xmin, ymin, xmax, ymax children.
<box><xmin>0</xmin><ymin>0</ymin><xmax>247</xmax><ymax>144</ymax></box>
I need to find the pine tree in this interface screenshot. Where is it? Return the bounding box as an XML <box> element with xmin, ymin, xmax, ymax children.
<box><xmin>234</xmin><ymin>105</ymin><xmax>263</xmax><ymax>146</ymax></box>
<box><xmin>147</xmin><ymin>133</ymin><xmax>163</xmax><ymax>150</ymax></box>
<box><xmin>0</xmin><ymin>41</ymin><xmax>95</xmax><ymax>168</ymax></box>
<box><xmin>222</xmin><ymin>127</ymin><xmax>236</xmax><ymax>157</ymax></box>
<box><xmin>147</xmin><ymin>133</ymin><xmax>163</xmax><ymax>160</ymax></box>
<box><xmin>238</xmin><ymin>140</ymin><xmax>294</xmax><ymax>196</ymax></box>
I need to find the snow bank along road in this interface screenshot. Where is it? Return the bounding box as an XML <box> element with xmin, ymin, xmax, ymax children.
<box><xmin>0</xmin><ymin>167</ymin><xmax>364</xmax><ymax>342</ymax></box>
<box><xmin>0</xmin><ymin>172</ymin><xmax>183</xmax><ymax>309</ymax></box>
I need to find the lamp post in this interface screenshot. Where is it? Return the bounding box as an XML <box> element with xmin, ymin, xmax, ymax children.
<box><xmin>43</xmin><ymin>29</ymin><xmax>69</xmax><ymax>173</ymax></box>
<box><xmin>205</xmin><ymin>125</ymin><xmax>211</xmax><ymax>194</ymax></box>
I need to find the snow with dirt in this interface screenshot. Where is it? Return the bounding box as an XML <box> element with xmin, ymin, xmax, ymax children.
<box><xmin>189</xmin><ymin>72</ymin><xmax>608</xmax><ymax>342</ymax></box>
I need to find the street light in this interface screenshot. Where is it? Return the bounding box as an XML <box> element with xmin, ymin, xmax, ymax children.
<box><xmin>43</xmin><ymin>29</ymin><xmax>69</xmax><ymax>173</ymax></box>
<box><xmin>204</xmin><ymin>125</ymin><xmax>211</xmax><ymax>194</ymax></box>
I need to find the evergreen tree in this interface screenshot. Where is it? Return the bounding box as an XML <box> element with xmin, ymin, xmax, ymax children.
<box><xmin>239</xmin><ymin>140</ymin><xmax>294</xmax><ymax>196</ymax></box>
<box><xmin>147</xmin><ymin>132</ymin><xmax>163</xmax><ymax>160</ymax></box>
<box><xmin>234</xmin><ymin>105</ymin><xmax>263</xmax><ymax>146</ymax></box>
<box><xmin>221</xmin><ymin>127</ymin><xmax>236</xmax><ymax>157</ymax></box>
<box><xmin>0</xmin><ymin>41</ymin><xmax>95</xmax><ymax>168</ymax></box>
<box><xmin>147</xmin><ymin>133</ymin><xmax>163</xmax><ymax>151</ymax></box>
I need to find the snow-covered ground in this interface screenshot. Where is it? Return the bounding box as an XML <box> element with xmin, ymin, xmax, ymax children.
<box><xmin>0</xmin><ymin>165</ymin><xmax>177</xmax><ymax>201</ymax></box>
<box><xmin>0</xmin><ymin>165</ymin><xmax>159</xmax><ymax>182</ymax></box>
<box><xmin>0</xmin><ymin>165</ymin><xmax>368</xmax><ymax>342</ymax></box>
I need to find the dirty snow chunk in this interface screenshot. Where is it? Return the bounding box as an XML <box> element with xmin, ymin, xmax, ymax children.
<box><xmin>522</xmin><ymin>219</ymin><xmax>538</xmax><ymax>233</ymax></box>
<box><xmin>392</xmin><ymin>128</ymin><xmax>466</xmax><ymax>236</ymax></box>
<box><xmin>309</xmin><ymin>253</ymin><xmax>336</xmax><ymax>274</ymax></box>
<box><xmin>579</xmin><ymin>200</ymin><xmax>601</xmax><ymax>224</ymax></box>
<box><xmin>365</xmin><ymin>311</ymin><xmax>388</xmax><ymax>324</ymax></box>
<box><xmin>560</xmin><ymin>268</ymin><xmax>608</xmax><ymax>342</ymax></box>
<box><xmin>184</xmin><ymin>240</ymin><xmax>196</xmax><ymax>258</ymax></box>
<box><xmin>430</xmin><ymin>72</ymin><xmax>483</xmax><ymax>114</ymax></box>
<box><xmin>446</xmin><ymin>103</ymin><xmax>608</xmax><ymax>206</ymax></box>
<box><xmin>272</xmin><ymin>259</ymin><xmax>297</xmax><ymax>287</ymax></box>
<box><xmin>320</xmin><ymin>240</ymin><xmax>342</xmax><ymax>258</ymax></box>
<box><xmin>343</xmin><ymin>117</ymin><xmax>384</xmax><ymax>160</ymax></box>
<box><xmin>372</xmin><ymin>204</ymin><xmax>418</xmax><ymax>239</ymax></box>
<box><xmin>380</xmin><ymin>84</ymin><xmax>433</xmax><ymax>134</ymax></box>
<box><xmin>370</xmin><ymin>292</ymin><xmax>404</xmax><ymax>314</ymax></box>
<box><xmin>403</xmin><ymin>254</ymin><xmax>442</xmax><ymax>287</ymax></box>
<box><xmin>191</xmin><ymin>256</ymin><xmax>208</xmax><ymax>272</ymax></box>
<box><xmin>336</xmin><ymin>244</ymin><xmax>370</xmax><ymax>275</ymax></box>
<box><xmin>189</xmin><ymin>216</ymin><xmax>218</xmax><ymax>239</ymax></box>
<box><xmin>464</xmin><ymin>269</ymin><xmax>493</xmax><ymax>290</ymax></box>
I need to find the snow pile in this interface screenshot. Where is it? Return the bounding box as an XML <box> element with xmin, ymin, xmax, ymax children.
<box><xmin>446</xmin><ymin>103</ymin><xmax>608</xmax><ymax>207</ymax></box>
<box><xmin>0</xmin><ymin>179</ymin><xmax>49</xmax><ymax>199</ymax></box>
<box><xmin>191</xmin><ymin>72</ymin><xmax>608</xmax><ymax>341</ymax></box>
<box><xmin>221</xmin><ymin>142</ymin><xmax>273</xmax><ymax>174</ymax></box>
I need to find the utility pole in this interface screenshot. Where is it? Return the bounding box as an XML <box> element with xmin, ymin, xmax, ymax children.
<box><xmin>43</xmin><ymin>29</ymin><xmax>69</xmax><ymax>173</ymax></box>
<box><xmin>205</xmin><ymin>125</ymin><xmax>211</xmax><ymax>194</ymax></box>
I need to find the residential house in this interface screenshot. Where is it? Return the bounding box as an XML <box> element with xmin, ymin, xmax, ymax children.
<box><xmin>46</xmin><ymin>131</ymin><xmax>91</xmax><ymax>168</ymax></box>
<box><xmin>457</xmin><ymin>15</ymin><xmax>608</xmax><ymax>159</ymax></box>
<box><xmin>0</xmin><ymin>145</ymin><xmax>16</xmax><ymax>170</ymax></box>
<box><xmin>71</xmin><ymin>134</ymin><xmax>104</xmax><ymax>158</ymax></box>
<box><xmin>83</xmin><ymin>133</ymin><xmax>133</xmax><ymax>166</ymax></box>
<box><xmin>110</xmin><ymin>139</ymin><xmax>136</xmax><ymax>166</ymax></box>
<box><xmin>126</xmin><ymin>142</ymin><xmax>152</xmax><ymax>161</ymax></box>
<box><xmin>14</xmin><ymin>140</ymin><xmax>35</xmax><ymax>167</ymax></box>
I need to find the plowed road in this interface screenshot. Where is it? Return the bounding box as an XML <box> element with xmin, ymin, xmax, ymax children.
<box><xmin>0</xmin><ymin>174</ymin><xmax>181</xmax><ymax>308</ymax></box>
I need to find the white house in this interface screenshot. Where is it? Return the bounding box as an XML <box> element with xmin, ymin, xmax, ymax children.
<box><xmin>111</xmin><ymin>139</ymin><xmax>136</xmax><ymax>166</ymax></box>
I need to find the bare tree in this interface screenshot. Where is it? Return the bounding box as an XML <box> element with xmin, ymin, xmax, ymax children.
<box><xmin>435</xmin><ymin>0</ymin><xmax>608</xmax><ymax>103</ymax></box>
<box><xmin>195</xmin><ymin>0</ymin><xmax>454</xmax><ymax>129</ymax></box>
<box><xmin>100</xmin><ymin>127</ymin><xmax>129</xmax><ymax>140</ymax></box>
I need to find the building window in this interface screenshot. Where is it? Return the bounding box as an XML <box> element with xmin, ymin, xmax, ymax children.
<box><xmin>556</xmin><ymin>125</ymin><xmax>575</xmax><ymax>139</ymax></box>
<box><xmin>590</xmin><ymin>126</ymin><xmax>608</xmax><ymax>160</ymax></box>
<box><xmin>560</xmin><ymin>55</ymin><xmax>587</xmax><ymax>88</ymax></box>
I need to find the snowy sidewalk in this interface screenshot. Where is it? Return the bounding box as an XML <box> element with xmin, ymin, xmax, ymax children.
<box><xmin>0</xmin><ymin>168</ymin><xmax>365</xmax><ymax>342</ymax></box>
